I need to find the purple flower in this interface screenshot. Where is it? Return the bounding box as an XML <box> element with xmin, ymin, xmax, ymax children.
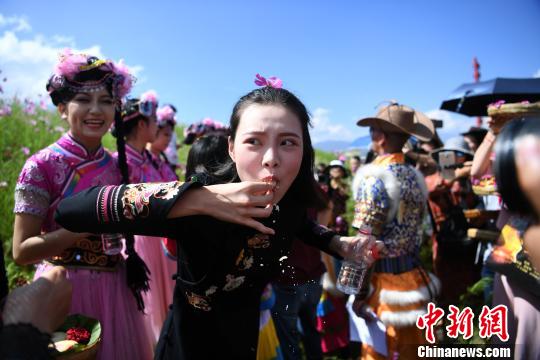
<box><xmin>30</xmin><ymin>119</ymin><xmax>37</xmax><ymax>126</ymax></box>
<box><xmin>39</xmin><ymin>99</ymin><xmax>48</xmax><ymax>110</ymax></box>
<box><xmin>0</xmin><ymin>105</ymin><xmax>11</xmax><ymax>116</ymax></box>
<box><xmin>21</xmin><ymin>147</ymin><xmax>30</xmax><ymax>155</ymax></box>
<box><xmin>54</xmin><ymin>126</ymin><xmax>65</xmax><ymax>133</ymax></box>
<box><xmin>24</xmin><ymin>100</ymin><xmax>36</xmax><ymax>115</ymax></box>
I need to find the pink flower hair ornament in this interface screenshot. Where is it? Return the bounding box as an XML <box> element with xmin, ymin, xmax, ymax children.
<box><xmin>254</xmin><ymin>73</ymin><xmax>282</xmax><ymax>89</ymax></box>
<box><xmin>157</xmin><ymin>105</ymin><xmax>177</xmax><ymax>127</ymax></box>
<box><xmin>47</xmin><ymin>48</ymin><xmax>135</xmax><ymax>105</ymax></box>
<box><xmin>121</xmin><ymin>90</ymin><xmax>160</xmax><ymax>122</ymax></box>
<box><xmin>183</xmin><ymin>118</ymin><xmax>229</xmax><ymax>145</ymax></box>
<box><xmin>138</xmin><ymin>90</ymin><xmax>159</xmax><ymax>118</ymax></box>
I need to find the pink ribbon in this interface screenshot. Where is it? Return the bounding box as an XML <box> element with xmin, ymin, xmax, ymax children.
<box><xmin>254</xmin><ymin>73</ymin><xmax>282</xmax><ymax>89</ymax></box>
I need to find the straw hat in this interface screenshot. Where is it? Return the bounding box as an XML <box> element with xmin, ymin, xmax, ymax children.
<box><xmin>357</xmin><ymin>102</ymin><xmax>434</xmax><ymax>141</ymax></box>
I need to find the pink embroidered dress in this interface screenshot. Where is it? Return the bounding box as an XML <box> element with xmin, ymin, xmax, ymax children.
<box><xmin>14</xmin><ymin>133</ymin><xmax>153</xmax><ymax>360</ymax></box>
<box><xmin>150</xmin><ymin>151</ymin><xmax>178</xmax><ymax>183</ymax></box>
<box><xmin>120</xmin><ymin>144</ymin><xmax>177</xmax><ymax>342</ymax></box>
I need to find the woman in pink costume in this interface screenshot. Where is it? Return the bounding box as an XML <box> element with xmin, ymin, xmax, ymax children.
<box><xmin>148</xmin><ymin>104</ymin><xmax>179</xmax><ymax>182</ymax></box>
<box><xmin>12</xmin><ymin>50</ymin><xmax>153</xmax><ymax>359</ymax></box>
<box><xmin>113</xmin><ymin>92</ymin><xmax>176</xmax><ymax>342</ymax></box>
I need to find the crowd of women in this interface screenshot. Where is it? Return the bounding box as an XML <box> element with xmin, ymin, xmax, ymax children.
<box><xmin>1</xmin><ymin>49</ymin><xmax>540</xmax><ymax>360</ymax></box>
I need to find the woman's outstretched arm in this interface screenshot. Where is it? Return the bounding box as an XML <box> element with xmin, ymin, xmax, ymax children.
<box><xmin>56</xmin><ymin>179</ymin><xmax>276</xmax><ymax>238</ymax></box>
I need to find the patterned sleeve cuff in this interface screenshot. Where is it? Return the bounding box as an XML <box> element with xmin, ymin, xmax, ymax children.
<box><xmin>57</xmin><ymin>178</ymin><xmax>207</xmax><ymax>236</ymax></box>
<box><xmin>13</xmin><ymin>184</ymin><xmax>50</xmax><ymax>218</ymax></box>
<box><xmin>99</xmin><ymin>178</ymin><xmax>206</xmax><ymax>224</ymax></box>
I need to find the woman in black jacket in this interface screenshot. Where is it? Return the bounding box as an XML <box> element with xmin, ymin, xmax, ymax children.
<box><xmin>56</xmin><ymin>82</ymin><xmax>376</xmax><ymax>359</ymax></box>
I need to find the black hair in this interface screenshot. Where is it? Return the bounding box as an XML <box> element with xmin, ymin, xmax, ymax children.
<box><xmin>365</xmin><ymin>149</ymin><xmax>377</xmax><ymax>164</ymax></box>
<box><xmin>111</xmin><ymin>98</ymin><xmax>149</xmax><ymax>138</ymax></box>
<box><xmin>112</xmin><ymin>99</ymin><xmax>151</xmax><ymax>312</ymax></box>
<box><xmin>185</xmin><ymin>134</ymin><xmax>236</xmax><ymax>184</ymax></box>
<box><xmin>351</xmin><ymin>155</ymin><xmax>361</xmax><ymax>162</ymax></box>
<box><xmin>494</xmin><ymin>116</ymin><xmax>540</xmax><ymax>217</ymax></box>
<box><xmin>226</xmin><ymin>86</ymin><xmax>325</xmax><ymax>209</ymax></box>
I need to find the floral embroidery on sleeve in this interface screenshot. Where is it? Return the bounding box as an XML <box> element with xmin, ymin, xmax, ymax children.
<box><xmin>247</xmin><ymin>234</ymin><xmax>270</xmax><ymax>249</ymax></box>
<box><xmin>122</xmin><ymin>181</ymin><xmax>182</xmax><ymax>220</ymax></box>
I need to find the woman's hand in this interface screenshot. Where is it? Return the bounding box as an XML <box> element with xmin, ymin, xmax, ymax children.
<box><xmin>487</xmin><ymin>117</ymin><xmax>504</xmax><ymax>135</ymax></box>
<box><xmin>330</xmin><ymin>234</ymin><xmax>385</xmax><ymax>264</ymax></box>
<box><xmin>169</xmin><ymin>181</ymin><xmax>276</xmax><ymax>235</ymax></box>
<box><xmin>2</xmin><ymin>266</ymin><xmax>72</xmax><ymax>334</ymax></box>
<box><xmin>13</xmin><ymin>214</ymin><xmax>93</xmax><ymax>265</ymax></box>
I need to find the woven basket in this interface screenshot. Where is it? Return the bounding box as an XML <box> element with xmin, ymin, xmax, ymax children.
<box><xmin>488</xmin><ymin>101</ymin><xmax>540</xmax><ymax>124</ymax></box>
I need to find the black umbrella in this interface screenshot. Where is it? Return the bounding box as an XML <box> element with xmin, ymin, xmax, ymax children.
<box><xmin>440</xmin><ymin>77</ymin><xmax>540</xmax><ymax>116</ymax></box>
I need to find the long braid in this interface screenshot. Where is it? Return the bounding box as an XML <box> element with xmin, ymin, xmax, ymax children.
<box><xmin>114</xmin><ymin>108</ymin><xmax>150</xmax><ymax>312</ymax></box>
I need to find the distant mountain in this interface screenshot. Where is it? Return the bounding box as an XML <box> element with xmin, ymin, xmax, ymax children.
<box><xmin>349</xmin><ymin>135</ymin><xmax>371</xmax><ymax>148</ymax></box>
<box><xmin>313</xmin><ymin>140</ymin><xmax>352</xmax><ymax>152</ymax></box>
<box><xmin>314</xmin><ymin>135</ymin><xmax>371</xmax><ymax>152</ymax></box>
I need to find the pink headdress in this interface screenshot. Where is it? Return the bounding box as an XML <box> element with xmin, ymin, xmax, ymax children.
<box><xmin>140</xmin><ymin>90</ymin><xmax>158</xmax><ymax>105</ymax></box>
<box><xmin>122</xmin><ymin>90</ymin><xmax>159</xmax><ymax>122</ymax></box>
<box><xmin>157</xmin><ymin>104</ymin><xmax>177</xmax><ymax>127</ymax></box>
<box><xmin>254</xmin><ymin>73</ymin><xmax>283</xmax><ymax>89</ymax></box>
<box><xmin>183</xmin><ymin>117</ymin><xmax>229</xmax><ymax>145</ymax></box>
<box><xmin>47</xmin><ymin>48</ymin><xmax>135</xmax><ymax>105</ymax></box>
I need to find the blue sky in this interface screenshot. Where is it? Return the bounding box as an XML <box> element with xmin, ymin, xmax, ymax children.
<box><xmin>1</xmin><ymin>0</ymin><xmax>540</xmax><ymax>144</ymax></box>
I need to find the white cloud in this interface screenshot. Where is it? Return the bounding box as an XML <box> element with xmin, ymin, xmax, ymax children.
<box><xmin>0</xmin><ymin>14</ymin><xmax>31</xmax><ymax>32</ymax></box>
<box><xmin>425</xmin><ymin>109</ymin><xmax>481</xmax><ymax>141</ymax></box>
<box><xmin>534</xmin><ymin>69</ymin><xmax>540</xmax><ymax>78</ymax></box>
<box><xmin>309</xmin><ymin>107</ymin><xmax>358</xmax><ymax>143</ymax></box>
<box><xmin>0</xmin><ymin>14</ymin><xmax>142</xmax><ymax>101</ymax></box>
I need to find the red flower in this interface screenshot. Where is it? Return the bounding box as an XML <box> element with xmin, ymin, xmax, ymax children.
<box><xmin>66</xmin><ymin>327</ymin><xmax>91</xmax><ymax>344</ymax></box>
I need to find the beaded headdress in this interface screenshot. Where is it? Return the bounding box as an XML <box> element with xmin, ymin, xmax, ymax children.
<box><xmin>122</xmin><ymin>90</ymin><xmax>159</xmax><ymax>122</ymax></box>
<box><xmin>46</xmin><ymin>48</ymin><xmax>134</xmax><ymax>105</ymax></box>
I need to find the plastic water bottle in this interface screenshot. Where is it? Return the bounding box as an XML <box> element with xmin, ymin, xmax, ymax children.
<box><xmin>336</xmin><ymin>225</ymin><xmax>373</xmax><ymax>295</ymax></box>
<box><xmin>101</xmin><ymin>233</ymin><xmax>123</xmax><ymax>255</ymax></box>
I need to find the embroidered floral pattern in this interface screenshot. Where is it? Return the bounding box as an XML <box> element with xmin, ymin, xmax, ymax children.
<box><xmin>122</xmin><ymin>181</ymin><xmax>181</xmax><ymax>220</ymax></box>
<box><xmin>223</xmin><ymin>274</ymin><xmax>246</xmax><ymax>291</ymax></box>
<box><xmin>247</xmin><ymin>234</ymin><xmax>270</xmax><ymax>249</ymax></box>
<box><xmin>205</xmin><ymin>286</ymin><xmax>218</xmax><ymax>296</ymax></box>
<box><xmin>235</xmin><ymin>249</ymin><xmax>254</xmax><ymax>270</ymax></box>
<box><xmin>185</xmin><ymin>291</ymin><xmax>212</xmax><ymax>311</ymax></box>
<box><xmin>50</xmin><ymin>237</ymin><xmax>120</xmax><ymax>269</ymax></box>
<box><xmin>354</xmin><ymin>163</ymin><xmax>425</xmax><ymax>257</ymax></box>
<box><xmin>14</xmin><ymin>183</ymin><xmax>51</xmax><ymax>217</ymax></box>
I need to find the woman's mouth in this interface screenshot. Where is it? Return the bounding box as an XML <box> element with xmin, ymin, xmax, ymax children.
<box><xmin>83</xmin><ymin>119</ymin><xmax>105</xmax><ymax>129</ymax></box>
<box><xmin>262</xmin><ymin>176</ymin><xmax>280</xmax><ymax>193</ymax></box>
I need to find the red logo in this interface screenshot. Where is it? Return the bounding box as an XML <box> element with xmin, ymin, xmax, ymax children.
<box><xmin>417</xmin><ymin>303</ymin><xmax>508</xmax><ymax>343</ymax></box>
<box><xmin>478</xmin><ymin>305</ymin><xmax>509</xmax><ymax>342</ymax></box>
<box><xmin>416</xmin><ymin>302</ymin><xmax>444</xmax><ymax>344</ymax></box>
<box><xmin>446</xmin><ymin>305</ymin><xmax>474</xmax><ymax>340</ymax></box>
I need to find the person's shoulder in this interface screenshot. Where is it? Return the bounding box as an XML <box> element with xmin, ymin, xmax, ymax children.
<box><xmin>353</xmin><ymin>163</ymin><xmax>393</xmax><ymax>191</ymax></box>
